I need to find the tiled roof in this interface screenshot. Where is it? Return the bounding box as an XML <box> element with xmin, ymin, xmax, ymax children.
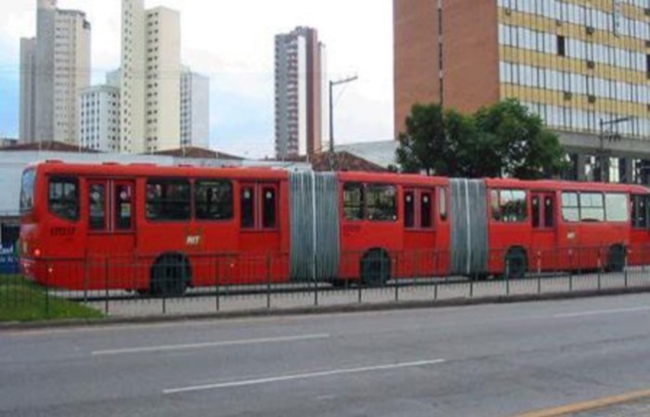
<box><xmin>152</xmin><ymin>146</ymin><xmax>243</xmax><ymax>160</ymax></box>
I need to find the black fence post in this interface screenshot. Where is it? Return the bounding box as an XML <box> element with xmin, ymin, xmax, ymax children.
<box><xmin>394</xmin><ymin>253</ymin><xmax>399</xmax><ymax>302</ymax></box>
<box><xmin>313</xmin><ymin>256</ymin><xmax>319</xmax><ymax>307</ymax></box>
<box><xmin>83</xmin><ymin>257</ymin><xmax>89</xmax><ymax>303</ymax></box>
<box><xmin>358</xmin><ymin>254</ymin><xmax>363</xmax><ymax>304</ymax></box>
<box><xmin>45</xmin><ymin>262</ymin><xmax>51</xmax><ymax>317</ymax></box>
<box><xmin>161</xmin><ymin>258</ymin><xmax>167</xmax><ymax>315</ymax></box>
<box><xmin>266</xmin><ymin>254</ymin><xmax>272</xmax><ymax>310</ymax></box>
<box><xmin>506</xmin><ymin>257</ymin><xmax>511</xmax><ymax>296</ymax></box>
<box><xmin>104</xmin><ymin>259</ymin><xmax>109</xmax><ymax>315</ymax></box>
<box><xmin>597</xmin><ymin>249</ymin><xmax>602</xmax><ymax>292</ymax></box>
<box><xmin>215</xmin><ymin>255</ymin><xmax>220</xmax><ymax>312</ymax></box>
<box><xmin>470</xmin><ymin>276</ymin><xmax>474</xmax><ymax>298</ymax></box>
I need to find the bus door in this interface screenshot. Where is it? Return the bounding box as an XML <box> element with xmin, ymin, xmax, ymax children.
<box><xmin>86</xmin><ymin>179</ymin><xmax>136</xmax><ymax>288</ymax></box>
<box><xmin>402</xmin><ymin>188</ymin><xmax>436</xmax><ymax>277</ymax></box>
<box><xmin>630</xmin><ymin>194</ymin><xmax>650</xmax><ymax>266</ymax></box>
<box><xmin>531</xmin><ymin>192</ymin><xmax>557</xmax><ymax>272</ymax></box>
<box><xmin>238</xmin><ymin>182</ymin><xmax>282</xmax><ymax>283</ymax></box>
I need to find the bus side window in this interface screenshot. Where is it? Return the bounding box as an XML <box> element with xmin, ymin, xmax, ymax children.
<box><xmin>632</xmin><ymin>195</ymin><xmax>648</xmax><ymax>228</ymax></box>
<box><xmin>544</xmin><ymin>196</ymin><xmax>555</xmax><ymax>227</ymax></box>
<box><xmin>421</xmin><ymin>191</ymin><xmax>432</xmax><ymax>228</ymax></box>
<box><xmin>262</xmin><ymin>187</ymin><xmax>277</xmax><ymax>229</ymax></box>
<box><xmin>532</xmin><ymin>196</ymin><xmax>540</xmax><ymax>228</ymax></box>
<box><xmin>115</xmin><ymin>184</ymin><xmax>133</xmax><ymax>230</ymax></box>
<box><xmin>343</xmin><ymin>183</ymin><xmax>364</xmax><ymax>221</ymax></box>
<box><xmin>404</xmin><ymin>191</ymin><xmax>415</xmax><ymax>228</ymax></box>
<box><xmin>241</xmin><ymin>186</ymin><xmax>255</xmax><ymax>229</ymax></box>
<box><xmin>439</xmin><ymin>188</ymin><xmax>447</xmax><ymax>222</ymax></box>
<box><xmin>89</xmin><ymin>184</ymin><xmax>106</xmax><ymax>231</ymax></box>
<box><xmin>49</xmin><ymin>177</ymin><xmax>79</xmax><ymax>221</ymax></box>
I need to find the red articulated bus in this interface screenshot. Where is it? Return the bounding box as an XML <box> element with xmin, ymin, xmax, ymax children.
<box><xmin>19</xmin><ymin>161</ymin><xmax>650</xmax><ymax>295</ymax></box>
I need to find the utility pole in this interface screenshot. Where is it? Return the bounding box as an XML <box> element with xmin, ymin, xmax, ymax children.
<box><xmin>329</xmin><ymin>75</ymin><xmax>358</xmax><ymax>154</ymax></box>
<box><xmin>598</xmin><ymin>117</ymin><xmax>630</xmax><ymax>182</ymax></box>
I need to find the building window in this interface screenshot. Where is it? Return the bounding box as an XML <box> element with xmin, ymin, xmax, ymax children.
<box><xmin>557</xmin><ymin>35</ymin><xmax>566</xmax><ymax>56</ymax></box>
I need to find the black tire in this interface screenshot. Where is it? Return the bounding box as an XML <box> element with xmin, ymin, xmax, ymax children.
<box><xmin>504</xmin><ymin>248</ymin><xmax>527</xmax><ymax>280</ymax></box>
<box><xmin>360</xmin><ymin>250</ymin><xmax>391</xmax><ymax>287</ymax></box>
<box><xmin>150</xmin><ymin>255</ymin><xmax>190</xmax><ymax>297</ymax></box>
<box><xmin>606</xmin><ymin>245</ymin><xmax>626</xmax><ymax>273</ymax></box>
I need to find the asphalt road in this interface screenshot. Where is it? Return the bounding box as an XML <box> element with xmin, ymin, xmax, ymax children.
<box><xmin>2</xmin><ymin>294</ymin><xmax>650</xmax><ymax>417</ymax></box>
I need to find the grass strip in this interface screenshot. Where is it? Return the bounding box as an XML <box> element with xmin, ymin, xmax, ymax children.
<box><xmin>0</xmin><ymin>276</ymin><xmax>104</xmax><ymax>322</ymax></box>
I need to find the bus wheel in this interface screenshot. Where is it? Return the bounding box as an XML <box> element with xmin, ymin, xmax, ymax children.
<box><xmin>504</xmin><ymin>248</ymin><xmax>527</xmax><ymax>280</ymax></box>
<box><xmin>360</xmin><ymin>249</ymin><xmax>391</xmax><ymax>287</ymax></box>
<box><xmin>606</xmin><ymin>245</ymin><xmax>626</xmax><ymax>273</ymax></box>
<box><xmin>150</xmin><ymin>254</ymin><xmax>190</xmax><ymax>297</ymax></box>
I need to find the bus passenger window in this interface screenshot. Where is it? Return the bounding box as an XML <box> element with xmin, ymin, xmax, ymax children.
<box><xmin>439</xmin><ymin>188</ymin><xmax>447</xmax><ymax>221</ymax></box>
<box><xmin>89</xmin><ymin>184</ymin><xmax>106</xmax><ymax>230</ymax></box>
<box><xmin>344</xmin><ymin>183</ymin><xmax>364</xmax><ymax>221</ymax></box>
<box><xmin>146</xmin><ymin>180</ymin><xmax>190</xmax><ymax>221</ymax></box>
<box><xmin>404</xmin><ymin>191</ymin><xmax>415</xmax><ymax>228</ymax></box>
<box><xmin>562</xmin><ymin>192</ymin><xmax>579</xmax><ymax>222</ymax></box>
<box><xmin>544</xmin><ymin>196</ymin><xmax>555</xmax><ymax>227</ymax></box>
<box><xmin>195</xmin><ymin>181</ymin><xmax>233</xmax><ymax>220</ymax></box>
<box><xmin>241</xmin><ymin>187</ymin><xmax>255</xmax><ymax>229</ymax></box>
<box><xmin>532</xmin><ymin>196</ymin><xmax>540</xmax><ymax>228</ymax></box>
<box><xmin>49</xmin><ymin>177</ymin><xmax>79</xmax><ymax>221</ymax></box>
<box><xmin>115</xmin><ymin>184</ymin><xmax>133</xmax><ymax>230</ymax></box>
<box><xmin>367</xmin><ymin>184</ymin><xmax>397</xmax><ymax>221</ymax></box>
<box><xmin>421</xmin><ymin>192</ymin><xmax>432</xmax><ymax>228</ymax></box>
<box><xmin>632</xmin><ymin>195</ymin><xmax>648</xmax><ymax>228</ymax></box>
<box><xmin>491</xmin><ymin>190</ymin><xmax>501</xmax><ymax>221</ymax></box>
<box><xmin>580</xmin><ymin>193</ymin><xmax>604</xmax><ymax>222</ymax></box>
<box><xmin>262</xmin><ymin>187</ymin><xmax>277</xmax><ymax>229</ymax></box>
<box><xmin>605</xmin><ymin>193</ymin><xmax>628</xmax><ymax>222</ymax></box>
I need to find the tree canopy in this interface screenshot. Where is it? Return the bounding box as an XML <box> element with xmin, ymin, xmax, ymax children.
<box><xmin>396</xmin><ymin>99</ymin><xmax>566</xmax><ymax>179</ymax></box>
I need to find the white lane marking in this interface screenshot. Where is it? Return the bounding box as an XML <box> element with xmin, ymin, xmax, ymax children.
<box><xmin>163</xmin><ymin>359</ymin><xmax>446</xmax><ymax>394</ymax></box>
<box><xmin>554</xmin><ymin>306</ymin><xmax>650</xmax><ymax>318</ymax></box>
<box><xmin>92</xmin><ymin>333</ymin><xmax>330</xmax><ymax>356</ymax></box>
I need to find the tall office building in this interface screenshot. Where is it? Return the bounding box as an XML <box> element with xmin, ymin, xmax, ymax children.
<box><xmin>394</xmin><ymin>0</ymin><xmax>650</xmax><ymax>183</ymax></box>
<box><xmin>274</xmin><ymin>27</ymin><xmax>324</xmax><ymax>159</ymax></box>
<box><xmin>181</xmin><ymin>68</ymin><xmax>210</xmax><ymax>149</ymax></box>
<box><xmin>120</xmin><ymin>0</ymin><xmax>181</xmax><ymax>154</ymax></box>
<box><xmin>19</xmin><ymin>0</ymin><xmax>91</xmax><ymax>144</ymax></box>
<box><xmin>79</xmin><ymin>85</ymin><xmax>121</xmax><ymax>152</ymax></box>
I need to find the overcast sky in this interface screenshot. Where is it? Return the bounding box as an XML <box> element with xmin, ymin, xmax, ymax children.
<box><xmin>0</xmin><ymin>0</ymin><xmax>394</xmax><ymax>157</ymax></box>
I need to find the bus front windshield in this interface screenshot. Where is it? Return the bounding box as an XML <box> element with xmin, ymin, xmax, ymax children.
<box><xmin>20</xmin><ymin>169</ymin><xmax>36</xmax><ymax>215</ymax></box>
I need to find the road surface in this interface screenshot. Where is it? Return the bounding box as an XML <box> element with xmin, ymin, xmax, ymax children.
<box><xmin>2</xmin><ymin>293</ymin><xmax>650</xmax><ymax>416</ymax></box>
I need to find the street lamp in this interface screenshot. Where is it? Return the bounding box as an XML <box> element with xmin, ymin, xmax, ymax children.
<box><xmin>598</xmin><ymin>117</ymin><xmax>631</xmax><ymax>182</ymax></box>
<box><xmin>329</xmin><ymin>75</ymin><xmax>358</xmax><ymax>153</ymax></box>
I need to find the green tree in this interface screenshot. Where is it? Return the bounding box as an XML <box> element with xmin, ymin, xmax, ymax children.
<box><xmin>396</xmin><ymin>103</ymin><xmax>447</xmax><ymax>175</ymax></box>
<box><xmin>395</xmin><ymin>99</ymin><xmax>566</xmax><ymax>179</ymax></box>
<box><xmin>474</xmin><ymin>99</ymin><xmax>565</xmax><ymax>179</ymax></box>
<box><xmin>396</xmin><ymin>103</ymin><xmax>476</xmax><ymax>177</ymax></box>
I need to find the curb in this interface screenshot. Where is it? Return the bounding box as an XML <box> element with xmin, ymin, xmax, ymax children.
<box><xmin>2</xmin><ymin>285</ymin><xmax>650</xmax><ymax>331</ymax></box>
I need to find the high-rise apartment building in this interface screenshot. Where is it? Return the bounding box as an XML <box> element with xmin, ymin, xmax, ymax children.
<box><xmin>181</xmin><ymin>69</ymin><xmax>210</xmax><ymax>149</ymax></box>
<box><xmin>274</xmin><ymin>27</ymin><xmax>324</xmax><ymax>159</ymax></box>
<box><xmin>79</xmin><ymin>85</ymin><xmax>121</xmax><ymax>152</ymax></box>
<box><xmin>19</xmin><ymin>38</ymin><xmax>36</xmax><ymax>143</ymax></box>
<box><xmin>120</xmin><ymin>0</ymin><xmax>181</xmax><ymax>154</ymax></box>
<box><xmin>394</xmin><ymin>0</ymin><xmax>650</xmax><ymax>183</ymax></box>
<box><xmin>19</xmin><ymin>0</ymin><xmax>91</xmax><ymax>144</ymax></box>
